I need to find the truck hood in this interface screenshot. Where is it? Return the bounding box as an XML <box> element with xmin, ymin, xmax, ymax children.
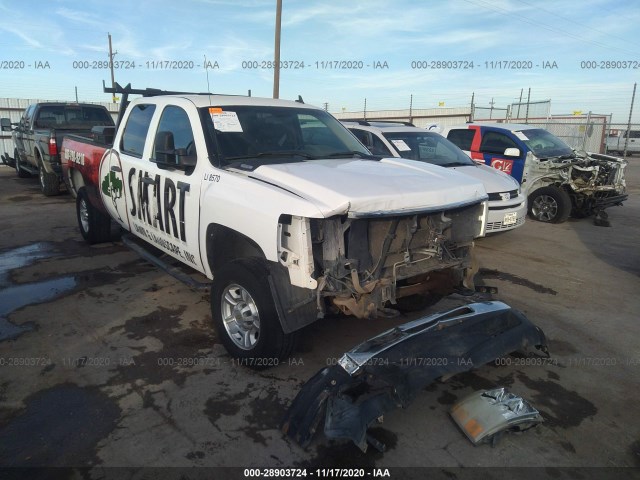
<box><xmin>248</xmin><ymin>158</ymin><xmax>487</xmax><ymax>217</ymax></box>
<box><xmin>449</xmin><ymin>164</ymin><xmax>520</xmax><ymax>194</ymax></box>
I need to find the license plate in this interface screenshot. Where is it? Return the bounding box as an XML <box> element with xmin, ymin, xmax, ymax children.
<box><xmin>503</xmin><ymin>212</ymin><xmax>517</xmax><ymax>226</ymax></box>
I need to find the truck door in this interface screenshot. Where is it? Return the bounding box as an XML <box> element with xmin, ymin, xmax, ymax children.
<box><xmin>476</xmin><ymin>128</ymin><xmax>526</xmax><ymax>183</ymax></box>
<box><xmin>19</xmin><ymin>105</ymin><xmax>36</xmax><ymax>163</ymax></box>
<box><xmin>99</xmin><ymin>148</ymin><xmax>130</xmax><ymax>230</ymax></box>
<box><xmin>628</xmin><ymin>130</ymin><xmax>640</xmax><ymax>152</ymax></box>
<box><xmin>117</xmin><ymin>103</ymin><xmax>204</xmax><ymax>273</ymax></box>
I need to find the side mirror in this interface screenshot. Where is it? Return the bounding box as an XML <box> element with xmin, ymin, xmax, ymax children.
<box><xmin>154</xmin><ymin>131</ymin><xmax>196</xmax><ymax>169</ymax></box>
<box><xmin>504</xmin><ymin>147</ymin><xmax>520</xmax><ymax>157</ymax></box>
<box><xmin>0</xmin><ymin>118</ymin><xmax>13</xmax><ymax>132</ymax></box>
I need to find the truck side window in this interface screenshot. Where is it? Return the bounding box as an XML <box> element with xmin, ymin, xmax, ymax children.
<box><xmin>121</xmin><ymin>104</ymin><xmax>156</xmax><ymax>158</ymax></box>
<box><xmin>152</xmin><ymin>106</ymin><xmax>196</xmax><ymax>168</ymax></box>
<box><xmin>371</xmin><ymin>135</ymin><xmax>392</xmax><ymax>156</ymax></box>
<box><xmin>480</xmin><ymin>131</ymin><xmax>518</xmax><ymax>155</ymax></box>
<box><xmin>447</xmin><ymin>129</ymin><xmax>475</xmax><ymax>150</ymax></box>
<box><xmin>23</xmin><ymin>105</ymin><xmax>35</xmax><ymax>129</ymax></box>
<box><xmin>350</xmin><ymin>128</ymin><xmax>372</xmax><ymax>149</ymax></box>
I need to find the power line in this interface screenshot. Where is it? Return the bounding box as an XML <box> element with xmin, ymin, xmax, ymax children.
<box><xmin>463</xmin><ymin>0</ymin><xmax>638</xmax><ymax>56</ymax></box>
<box><xmin>514</xmin><ymin>0</ymin><xmax>640</xmax><ymax>49</ymax></box>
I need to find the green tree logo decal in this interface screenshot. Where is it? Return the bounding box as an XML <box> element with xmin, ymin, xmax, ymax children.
<box><xmin>102</xmin><ymin>171</ymin><xmax>123</xmax><ymax>221</ymax></box>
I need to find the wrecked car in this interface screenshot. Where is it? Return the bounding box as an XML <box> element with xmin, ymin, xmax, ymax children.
<box><xmin>62</xmin><ymin>83</ymin><xmax>488</xmax><ymax>365</ymax></box>
<box><xmin>282</xmin><ymin>301</ymin><xmax>548</xmax><ymax>451</ymax></box>
<box><xmin>443</xmin><ymin>123</ymin><xmax>628</xmax><ymax>224</ymax></box>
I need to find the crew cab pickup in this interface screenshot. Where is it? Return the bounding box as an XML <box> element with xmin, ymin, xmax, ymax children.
<box><xmin>1</xmin><ymin>103</ymin><xmax>114</xmax><ymax>196</ymax></box>
<box><xmin>605</xmin><ymin>129</ymin><xmax>640</xmax><ymax>156</ymax></box>
<box><xmin>443</xmin><ymin>123</ymin><xmax>627</xmax><ymax>224</ymax></box>
<box><xmin>62</xmin><ymin>84</ymin><xmax>488</xmax><ymax>364</ymax></box>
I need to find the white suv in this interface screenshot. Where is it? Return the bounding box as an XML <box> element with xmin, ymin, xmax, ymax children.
<box><xmin>343</xmin><ymin>121</ymin><xmax>527</xmax><ymax>233</ymax></box>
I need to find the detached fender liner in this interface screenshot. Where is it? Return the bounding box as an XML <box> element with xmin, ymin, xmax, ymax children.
<box><xmin>281</xmin><ymin>301</ymin><xmax>548</xmax><ymax>452</ymax></box>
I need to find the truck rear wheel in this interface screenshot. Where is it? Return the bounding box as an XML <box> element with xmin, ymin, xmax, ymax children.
<box><xmin>39</xmin><ymin>164</ymin><xmax>60</xmax><ymax>196</ymax></box>
<box><xmin>528</xmin><ymin>186</ymin><xmax>571</xmax><ymax>223</ymax></box>
<box><xmin>211</xmin><ymin>258</ymin><xmax>296</xmax><ymax>368</ymax></box>
<box><xmin>76</xmin><ymin>187</ymin><xmax>111</xmax><ymax>244</ymax></box>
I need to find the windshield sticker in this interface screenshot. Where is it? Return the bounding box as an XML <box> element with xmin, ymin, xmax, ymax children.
<box><xmin>210</xmin><ymin>109</ymin><xmax>243</xmax><ymax>132</ymax></box>
<box><xmin>391</xmin><ymin>139</ymin><xmax>411</xmax><ymax>151</ymax></box>
<box><xmin>418</xmin><ymin>144</ymin><xmax>436</xmax><ymax>158</ymax></box>
<box><xmin>514</xmin><ymin>131</ymin><xmax>529</xmax><ymax>141</ymax></box>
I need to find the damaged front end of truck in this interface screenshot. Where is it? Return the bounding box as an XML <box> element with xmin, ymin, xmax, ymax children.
<box><xmin>525</xmin><ymin>151</ymin><xmax>628</xmax><ymax>219</ymax></box>
<box><xmin>275</xmin><ymin>198</ymin><xmax>486</xmax><ymax>325</ymax></box>
<box><xmin>281</xmin><ymin>301</ymin><xmax>548</xmax><ymax>452</ymax></box>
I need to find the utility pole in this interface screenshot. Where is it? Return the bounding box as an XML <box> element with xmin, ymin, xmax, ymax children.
<box><xmin>323</xmin><ymin>102</ymin><xmax>328</xmax><ymax>111</ymax></box>
<box><xmin>273</xmin><ymin>0</ymin><xmax>282</xmax><ymax>99</ymax></box>
<box><xmin>108</xmin><ymin>33</ymin><xmax>117</xmax><ymax>103</ymax></box>
<box><xmin>409</xmin><ymin>94</ymin><xmax>413</xmax><ymax>124</ymax></box>
<box><xmin>75</xmin><ymin>86</ymin><xmax>78</xmax><ymax>103</ymax></box>
<box><xmin>525</xmin><ymin>88</ymin><xmax>531</xmax><ymax>123</ymax></box>
<box><xmin>516</xmin><ymin>88</ymin><xmax>523</xmax><ymax>119</ymax></box>
<box><xmin>469</xmin><ymin>92</ymin><xmax>475</xmax><ymax>122</ymax></box>
<box><xmin>489</xmin><ymin>98</ymin><xmax>495</xmax><ymax>119</ymax></box>
<box><xmin>623</xmin><ymin>82</ymin><xmax>636</xmax><ymax>158</ymax></box>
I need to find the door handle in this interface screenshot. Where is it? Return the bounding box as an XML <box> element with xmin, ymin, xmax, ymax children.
<box><xmin>110</xmin><ymin>165</ymin><xmax>122</xmax><ymax>172</ymax></box>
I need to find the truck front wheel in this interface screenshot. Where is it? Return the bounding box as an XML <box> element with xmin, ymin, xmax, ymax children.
<box><xmin>528</xmin><ymin>186</ymin><xmax>571</xmax><ymax>223</ymax></box>
<box><xmin>211</xmin><ymin>258</ymin><xmax>296</xmax><ymax>368</ymax></box>
<box><xmin>76</xmin><ymin>187</ymin><xmax>111</xmax><ymax>244</ymax></box>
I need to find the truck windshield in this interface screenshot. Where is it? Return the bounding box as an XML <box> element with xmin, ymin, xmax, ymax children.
<box><xmin>200</xmin><ymin>106</ymin><xmax>372</xmax><ymax>167</ymax></box>
<box><xmin>35</xmin><ymin>105</ymin><xmax>114</xmax><ymax>129</ymax></box>
<box><xmin>382</xmin><ymin>131</ymin><xmax>475</xmax><ymax>166</ymax></box>
<box><xmin>518</xmin><ymin>129</ymin><xmax>574</xmax><ymax>158</ymax></box>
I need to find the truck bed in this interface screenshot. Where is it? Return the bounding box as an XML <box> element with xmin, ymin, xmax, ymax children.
<box><xmin>61</xmin><ymin>133</ymin><xmax>111</xmax><ymax>210</ymax></box>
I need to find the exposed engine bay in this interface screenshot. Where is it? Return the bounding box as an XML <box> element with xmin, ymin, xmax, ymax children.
<box><xmin>277</xmin><ymin>201</ymin><xmax>485</xmax><ymax>320</ymax></box>
<box><xmin>531</xmin><ymin>151</ymin><xmax>627</xmax><ymax>217</ymax></box>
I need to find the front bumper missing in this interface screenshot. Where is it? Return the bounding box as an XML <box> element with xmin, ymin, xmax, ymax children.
<box><xmin>450</xmin><ymin>387</ymin><xmax>543</xmax><ymax>445</ymax></box>
<box><xmin>281</xmin><ymin>301</ymin><xmax>548</xmax><ymax>452</ymax></box>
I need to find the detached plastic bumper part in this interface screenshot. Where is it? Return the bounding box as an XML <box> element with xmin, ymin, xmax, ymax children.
<box><xmin>281</xmin><ymin>301</ymin><xmax>548</xmax><ymax>452</ymax></box>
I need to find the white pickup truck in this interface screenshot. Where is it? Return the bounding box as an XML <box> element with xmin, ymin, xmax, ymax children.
<box><xmin>61</xmin><ymin>84</ymin><xmax>488</xmax><ymax>365</ymax></box>
<box><xmin>606</xmin><ymin>129</ymin><xmax>640</xmax><ymax>156</ymax></box>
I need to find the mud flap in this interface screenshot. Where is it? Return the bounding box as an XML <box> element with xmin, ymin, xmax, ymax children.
<box><xmin>281</xmin><ymin>301</ymin><xmax>548</xmax><ymax>452</ymax></box>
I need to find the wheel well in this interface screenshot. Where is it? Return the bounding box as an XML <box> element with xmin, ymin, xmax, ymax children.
<box><xmin>206</xmin><ymin>224</ymin><xmax>266</xmax><ymax>274</ymax></box>
<box><xmin>70</xmin><ymin>168</ymin><xmax>86</xmax><ymax>194</ymax></box>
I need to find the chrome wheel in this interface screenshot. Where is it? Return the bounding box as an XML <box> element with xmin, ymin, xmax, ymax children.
<box><xmin>531</xmin><ymin>194</ymin><xmax>558</xmax><ymax>222</ymax></box>
<box><xmin>221</xmin><ymin>284</ymin><xmax>260</xmax><ymax>350</ymax></box>
<box><xmin>79</xmin><ymin>197</ymin><xmax>90</xmax><ymax>233</ymax></box>
<box><xmin>39</xmin><ymin>166</ymin><xmax>45</xmax><ymax>188</ymax></box>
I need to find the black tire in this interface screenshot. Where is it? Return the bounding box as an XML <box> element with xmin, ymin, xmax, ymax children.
<box><xmin>528</xmin><ymin>186</ymin><xmax>571</xmax><ymax>224</ymax></box>
<box><xmin>76</xmin><ymin>187</ymin><xmax>111</xmax><ymax>244</ymax></box>
<box><xmin>39</xmin><ymin>163</ymin><xmax>60</xmax><ymax>196</ymax></box>
<box><xmin>394</xmin><ymin>293</ymin><xmax>443</xmax><ymax>313</ymax></box>
<box><xmin>15</xmin><ymin>152</ymin><xmax>30</xmax><ymax>178</ymax></box>
<box><xmin>211</xmin><ymin>258</ymin><xmax>296</xmax><ymax>368</ymax></box>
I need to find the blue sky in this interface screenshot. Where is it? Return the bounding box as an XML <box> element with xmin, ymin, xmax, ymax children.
<box><xmin>1</xmin><ymin>0</ymin><xmax>639</xmax><ymax>122</ymax></box>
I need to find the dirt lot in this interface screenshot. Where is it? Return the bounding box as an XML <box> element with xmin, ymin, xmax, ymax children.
<box><xmin>0</xmin><ymin>161</ymin><xmax>639</xmax><ymax>478</ymax></box>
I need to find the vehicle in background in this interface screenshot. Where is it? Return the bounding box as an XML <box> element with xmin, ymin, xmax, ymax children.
<box><xmin>605</xmin><ymin>129</ymin><xmax>640</xmax><ymax>156</ymax></box>
<box><xmin>343</xmin><ymin>121</ymin><xmax>525</xmax><ymax>234</ymax></box>
<box><xmin>443</xmin><ymin>123</ymin><xmax>628</xmax><ymax>224</ymax></box>
<box><xmin>0</xmin><ymin>103</ymin><xmax>114</xmax><ymax>196</ymax></box>
<box><xmin>62</xmin><ymin>83</ymin><xmax>488</xmax><ymax>365</ymax></box>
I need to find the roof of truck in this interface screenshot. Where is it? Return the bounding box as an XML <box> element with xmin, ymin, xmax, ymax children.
<box><xmin>458</xmin><ymin>122</ymin><xmax>541</xmax><ymax>131</ymax></box>
<box><xmin>130</xmin><ymin>94</ymin><xmax>322</xmax><ymax>110</ymax></box>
